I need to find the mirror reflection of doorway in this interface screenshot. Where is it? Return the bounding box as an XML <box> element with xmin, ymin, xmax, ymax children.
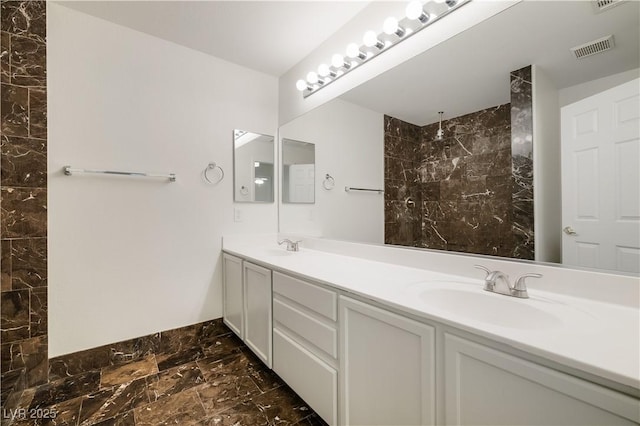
<box><xmin>253</xmin><ymin>162</ymin><xmax>274</xmax><ymax>203</ymax></box>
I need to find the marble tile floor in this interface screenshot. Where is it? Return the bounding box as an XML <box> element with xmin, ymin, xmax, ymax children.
<box><xmin>3</xmin><ymin>323</ymin><xmax>327</xmax><ymax>426</ymax></box>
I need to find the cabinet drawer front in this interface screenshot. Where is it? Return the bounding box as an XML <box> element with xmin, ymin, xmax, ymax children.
<box><xmin>273</xmin><ymin>328</ymin><xmax>337</xmax><ymax>425</ymax></box>
<box><xmin>273</xmin><ymin>298</ymin><xmax>337</xmax><ymax>358</ymax></box>
<box><xmin>273</xmin><ymin>272</ymin><xmax>337</xmax><ymax>321</ymax></box>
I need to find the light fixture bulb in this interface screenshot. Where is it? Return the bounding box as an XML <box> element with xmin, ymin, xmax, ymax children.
<box><xmin>406</xmin><ymin>1</ymin><xmax>429</xmax><ymax>22</ymax></box>
<box><xmin>317</xmin><ymin>64</ymin><xmax>328</xmax><ymax>77</ymax></box>
<box><xmin>306</xmin><ymin>71</ymin><xmax>319</xmax><ymax>84</ymax></box>
<box><xmin>296</xmin><ymin>79</ymin><xmax>308</xmax><ymax>91</ymax></box>
<box><xmin>406</xmin><ymin>1</ymin><xmax>423</xmax><ymax>20</ymax></box>
<box><xmin>331</xmin><ymin>54</ymin><xmax>344</xmax><ymax>68</ymax></box>
<box><xmin>346</xmin><ymin>42</ymin><xmax>364</xmax><ymax>59</ymax></box>
<box><xmin>383</xmin><ymin>17</ymin><xmax>405</xmax><ymax>37</ymax></box>
<box><xmin>363</xmin><ymin>30</ymin><xmax>383</xmax><ymax>50</ymax></box>
<box><xmin>433</xmin><ymin>0</ymin><xmax>446</xmax><ymax>3</ymax></box>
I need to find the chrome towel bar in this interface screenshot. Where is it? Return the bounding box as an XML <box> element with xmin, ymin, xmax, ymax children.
<box><xmin>344</xmin><ymin>186</ymin><xmax>384</xmax><ymax>194</ymax></box>
<box><xmin>63</xmin><ymin>166</ymin><xmax>176</xmax><ymax>182</ymax></box>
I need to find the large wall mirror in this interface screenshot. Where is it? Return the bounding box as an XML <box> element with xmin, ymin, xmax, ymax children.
<box><xmin>278</xmin><ymin>1</ymin><xmax>639</xmax><ymax>274</ymax></box>
<box><xmin>233</xmin><ymin>129</ymin><xmax>275</xmax><ymax>203</ymax></box>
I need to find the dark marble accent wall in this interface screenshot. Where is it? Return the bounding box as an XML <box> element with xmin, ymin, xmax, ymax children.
<box><xmin>384</xmin><ymin>117</ymin><xmax>423</xmax><ymax>247</ymax></box>
<box><xmin>384</xmin><ymin>66</ymin><xmax>536</xmax><ymax>260</ymax></box>
<box><xmin>385</xmin><ymin>105</ymin><xmax>515</xmax><ymax>257</ymax></box>
<box><xmin>510</xmin><ymin>65</ymin><xmax>535</xmax><ymax>260</ymax></box>
<box><xmin>0</xmin><ymin>0</ymin><xmax>48</xmax><ymax>409</ymax></box>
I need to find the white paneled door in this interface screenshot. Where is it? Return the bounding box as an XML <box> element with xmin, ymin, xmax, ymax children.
<box><xmin>561</xmin><ymin>79</ymin><xmax>640</xmax><ymax>273</ymax></box>
<box><xmin>289</xmin><ymin>164</ymin><xmax>315</xmax><ymax>203</ymax></box>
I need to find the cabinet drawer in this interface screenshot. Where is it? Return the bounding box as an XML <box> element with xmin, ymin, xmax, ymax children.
<box><xmin>273</xmin><ymin>272</ymin><xmax>337</xmax><ymax>321</ymax></box>
<box><xmin>273</xmin><ymin>328</ymin><xmax>337</xmax><ymax>425</ymax></box>
<box><xmin>273</xmin><ymin>297</ymin><xmax>337</xmax><ymax>358</ymax></box>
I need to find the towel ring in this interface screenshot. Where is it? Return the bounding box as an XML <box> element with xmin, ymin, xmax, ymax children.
<box><xmin>323</xmin><ymin>173</ymin><xmax>335</xmax><ymax>190</ymax></box>
<box><xmin>204</xmin><ymin>162</ymin><xmax>224</xmax><ymax>184</ymax></box>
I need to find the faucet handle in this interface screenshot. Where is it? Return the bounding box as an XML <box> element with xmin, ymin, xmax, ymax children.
<box><xmin>474</xmin><ymin>265</ymin><xmax>492</xmax><ymax>277</ymax></box>
<box><xmin>512</xmin><ymin>273</ymin><xmax>542</xmax><ymax>298</ymax></box>
<box><xmin>514</xmin><ymin>273</ymin><xmax>542</xmax><ymax>290</ymax></box>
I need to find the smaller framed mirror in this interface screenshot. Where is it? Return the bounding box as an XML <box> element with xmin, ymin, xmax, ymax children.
<box><xmin>233</xmin><ymin>129</ymin><xmax>274</xmax><ymax>203</ymax></box>
<box><xmin>282</xmin><ymin>138</ymin><xmax>315</xmax><ymax>204</ymax></box>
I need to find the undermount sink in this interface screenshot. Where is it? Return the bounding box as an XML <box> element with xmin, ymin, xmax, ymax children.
<box><xmin>404</xmin><ymin>281</ymin><xmax>594</xmax><ymax>330</ymax></box>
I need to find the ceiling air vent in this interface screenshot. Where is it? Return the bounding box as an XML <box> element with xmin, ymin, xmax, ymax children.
<box><xmin>593</xmin><ymin>0</ymin><xmax>623</xmax><ymax>13</ymax></box>
<box><xmin>571</xmin><ymin>35</ymin><xmax>615</xmax><ymax>59</ymax></box>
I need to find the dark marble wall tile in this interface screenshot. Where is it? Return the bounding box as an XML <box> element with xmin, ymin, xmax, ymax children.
<box><xmin>29</xmin><ymin>286</ymin><xmax>46</xmax><ymax>337</ymax></box>
<box><xmin>0</xmin><ymin>186</ymin><xmax>47</xmax><ymax>238</ymax></box>
<box><xmin>1</xmin><ymin>239</ymin><xmax>11</xmax><ymax>291</ymax></box>
<box><xmin>29</xmin><ymin>87</ymin><xmax>46</xmax><ymax>138</ymax></box>
<box><xmin>48</xmin><ymin>319</ymin><xmax>225</xmax><ymax>381</ymax></box>
<box><xmin>1</xmin><ymin>83</ymin><xmax>29</xmax><ymax>136</ymax></box>
<box><xmin>10</xmin><ymin>237</ymin><xmax>46</xmax><ymax>289</ymax></box>
<box><xmin>0</xmin><ymin>1</ymin><xmax>47</xmax><ymax>42</ymax></box>
<box><xmin>1</xmin><ymin>31</ymin><xmax>9</xmax><ymax>83</ymax></box>
<box><xmin>0</xmin><ymin>0</ymin><xmax>48</xmax><ymax>406</ymax></box>
<box><xmin>1</xmin><ymin>135</ymin><xmax>47</xmax><ymax>187</ymax></box>
<box><xmin>0</xmin><ymin>335</ymin><xmax>46</xmax><ymax>388</ymax></box>
<box><xmin>10</xmin><ymin>34</ymin><xmax>46</xmax><ymax>86</ymax></box>
<box><xmin>510</xmin><ymin>65</ymin><xmax>534</xmax><ymax>260</ymax></box>
<box><xmin>1</xmin><ymin>288</ymin><xmax>30</xmax><ymax>341</ymax></box>
<box><xmin>385</xmin><ymin>101</ymin><xmax>517</xmax><ymax>256</ymax></box>
<box><xmin>49</xmin><ymin>348</ymin><xmax>112</xmax><ymax>381</ymax></box>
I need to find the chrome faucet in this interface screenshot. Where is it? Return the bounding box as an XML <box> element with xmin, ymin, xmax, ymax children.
<box><xmin>278</xmin><ymin>239</ymin><xmax>301</xmax><ymax>252</ymax></box>
<box><xmin>474</xmin><ymin>265</ymin><xmax>542</xmax><ymax>299</ymax></box>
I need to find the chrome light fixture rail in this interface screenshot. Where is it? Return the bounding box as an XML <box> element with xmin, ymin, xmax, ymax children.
<box><xmin>296</xmin><ymin>0</ymin><xmax>471</xmax><ymax>98</ymax></box>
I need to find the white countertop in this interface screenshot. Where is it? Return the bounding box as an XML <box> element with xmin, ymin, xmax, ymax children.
<box><xmin>223</xmin><ymin>239</ymin><xmax>640</xmax><ymax>393</ymax></box>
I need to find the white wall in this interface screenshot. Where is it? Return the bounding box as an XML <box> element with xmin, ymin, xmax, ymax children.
<box><xmin>48</xmin><ymin>4</ymin><xmax>278</xmax><ymax>357</ymax></box>
<box><xmin>278</xmin><ymin>1</ymin><xmax>519</xmax><ymax>125</ymax></box>
<box><xmin>559</xmin><ymin>68</ymin><xmax>639</xmax><ymax>107</ymax></box>
<box><xmin>279</xmin><ymin>98</ymin><xmax>384</xmax><ymax>244</ymax></box>
<box><xmin>533</xmin><ymin>66</ymin><xmax>561</xmax><ymax>263</ymax></box>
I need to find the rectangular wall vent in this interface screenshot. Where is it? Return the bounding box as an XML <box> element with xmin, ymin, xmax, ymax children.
<box><xmin>571</xmin><ymin>35</ymin><xmax>615</xmax><ymax>59</ymax></box>
<box><xmin>593</xmin><ymin>0</ymin><xmax>623</xmax><ymax>13</ymax></box>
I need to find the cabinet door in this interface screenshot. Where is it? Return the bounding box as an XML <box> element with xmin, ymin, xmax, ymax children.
<box><xmin>340</xmin><ymin>296</ymin><xmax>435</xmax><ymax>426</ymax></box>
<box><xmin>243</xmin><ymin>261</ymin><xmax>272</xmax><ymax>368</ymax></box>
<box><xmin>444</xmin><ymin>333</ymin><xmax>640</xmax><ymax>425</ymax></box>
<box><xmin>222</xmin><ymin>253</ymin><xmax>243</xmax><ymax>338</ymax></box>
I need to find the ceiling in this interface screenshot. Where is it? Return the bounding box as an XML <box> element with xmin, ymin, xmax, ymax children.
<box><xmin>341</xmin><ymin>1</ymin><xmax>640</xmax><ymax>126</ymax></box>
<box><xmin>57</xmin><ymin>1</ymin><xmax>370</xmax><ymax>77</ymax></box>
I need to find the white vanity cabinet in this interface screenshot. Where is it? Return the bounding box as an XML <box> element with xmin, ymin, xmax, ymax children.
<box><xmin>272</xmin><ymin>271</ymin><xmax>339</xmax><ymax>426</ymax></box>
<box><xmin>222</xmin><ymin>253</ymin><xmax>272</xmax><ymax>368</ymax></box>
<box><xmin>222</xmin><ymin>253</ymin><xmax>244</xmax><ymax>337</ymax></box>
<box><xmin>444</xmin><ymin>333</ymin><xmax>640</xmax><ymax>425</ymax></box>
<box><xmin>339</xmin><ymin>295</ymin><xmax>436</xmax><ymax>426</ymax></box>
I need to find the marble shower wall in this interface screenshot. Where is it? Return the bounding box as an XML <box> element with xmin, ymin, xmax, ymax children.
<box><xmin>384</xmin><ymin>66</ymin><xmax>535</xmax><ymax>260</ymax></box>
<box><xmin>510</xmin><ymin>66</ymin><xmax>535</xmax><ymax>260</ymax></box>
<box><xmin>0</xmin><ymin>0</ymin><xmax>48</xmax><ymax>409</ymax></box>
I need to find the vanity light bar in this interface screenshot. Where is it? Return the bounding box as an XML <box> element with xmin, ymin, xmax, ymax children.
<box><xmin>296</xmin><ymin>0</ymin><xmax>471</xmax><ymax>98</ymax></box>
